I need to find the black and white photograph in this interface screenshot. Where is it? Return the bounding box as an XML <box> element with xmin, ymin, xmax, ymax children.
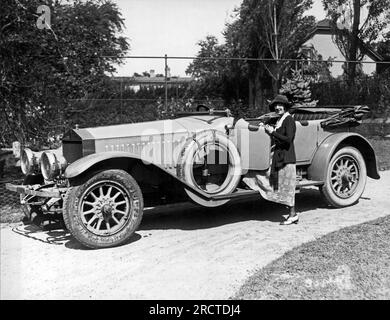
<box><xmin>1</xmin><ymin>0</ymin><xmax>390</xmax><ymax>304</ymax></box>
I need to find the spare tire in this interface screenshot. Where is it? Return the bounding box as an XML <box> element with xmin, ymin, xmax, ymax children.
<box><xmin>177</xmin><ymin>130</ymin><xmax>242</xmax><ymax>206</ymax></box>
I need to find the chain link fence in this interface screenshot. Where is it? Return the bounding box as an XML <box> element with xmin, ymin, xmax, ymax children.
<box><xmin>1</xmin><ymin>55</ymin><xmax>390</xmax><ymax>150</ymax></box>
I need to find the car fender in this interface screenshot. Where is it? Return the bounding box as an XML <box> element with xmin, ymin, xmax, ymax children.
<box><xmin>308</xmin><ymin>132</ymin><xmax>380</xmax><ymax>181</ymax></box>
<box><xmin>64</xmin><ymin>151</ymin><xmax>215</xmax><ymax>202</ymax></box>
<box><xmin>64</xmin><ymin>151</ymin><xmax>152</xmax><ymax>179</ymax></box>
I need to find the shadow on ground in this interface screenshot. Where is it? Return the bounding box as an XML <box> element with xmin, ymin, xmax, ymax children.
<box><xmin>10</xmin><ymin>189</ymin><xmax>338</xmax><ymax>250</ymax></box>
<box><xmin>139</xmin><ymin>189</ymin><xmax>330</xmax><ymax>231</ymax></box>
<box><xmin>11</xmin><ymin>221</ymin><xmax>142</xmax><ymax>250</ymax></box>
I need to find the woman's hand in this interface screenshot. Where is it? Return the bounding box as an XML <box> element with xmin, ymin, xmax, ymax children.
<box><xmin>264</xmin><ymin>124</ymin><xmax>274</xmax><ymax>134</ymax></box>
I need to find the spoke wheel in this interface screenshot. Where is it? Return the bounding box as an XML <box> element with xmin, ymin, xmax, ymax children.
<box><xmin>63</xmin><ymin>169</ymin><xmax>143</xmax><ymax>249</ymax></box>
<box><xmin>320</xmin><ymin>147</ymin><xmax>367</xmax><ymax>208</ymax></box>
<box><xmin>330</xmin><ymin>155</ymin><xmax>360</xmax><ymax>199</ymax></box>
<box><xmin>79</xmin><ymin>181</ymin><xmax>131</xmax><ymax>236</ymax></box>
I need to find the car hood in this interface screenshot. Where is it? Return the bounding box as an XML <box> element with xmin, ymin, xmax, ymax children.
<box><xmin>66</xmin><ymin>116</ymin><xmax>233</xmax><ymax>141</ymax></box>
<box><xmin>62</xmin><ymin>116</ymin><xmax>234</xmax><ymax>163</ymax></box>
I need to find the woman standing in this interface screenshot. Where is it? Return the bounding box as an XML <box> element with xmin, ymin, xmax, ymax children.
<box><xmin>244</xmin><ymin>94</ymin><xmax>298</xmax><ymax>225</ymax></box>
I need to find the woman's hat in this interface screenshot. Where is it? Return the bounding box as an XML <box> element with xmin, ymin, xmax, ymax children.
<box><xmin>269</xmin><ymin>94</ymin><xmax>291</xmax><ymax>112</ymax></box>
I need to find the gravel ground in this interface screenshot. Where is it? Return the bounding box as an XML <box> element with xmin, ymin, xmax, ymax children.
<box><xmin>1</xmin><ymin>171</ymin><xmax>390</xmax><ymax>300</ymax></box>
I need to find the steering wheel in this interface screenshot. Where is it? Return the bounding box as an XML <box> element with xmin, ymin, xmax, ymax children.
<box><xmin>196</xmin><ymin>104</ymin><xmax>210</xmax><ymax>112</ymax></box>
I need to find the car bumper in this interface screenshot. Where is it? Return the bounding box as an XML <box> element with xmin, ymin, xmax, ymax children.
<box><xmin>5</xmin><ymin>183</ymin><xmax>67</xmax><ymax>198</ymax></box>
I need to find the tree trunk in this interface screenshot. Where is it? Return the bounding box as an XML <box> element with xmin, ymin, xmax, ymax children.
<box><xmin>269</xmin><ymin>62</ymin><xmax>281</xmax><ymax>96</ymax></box>
<box><xmin>248</xmin><ymin>64</ymin><xmax>267</xmax><ymax>114</ymax></box>
<box><xmin>348</xmin><ymin>0</ymin><xmax>361</xmax><ymax>85</ymax></box>
<box><xmin>248</xmin><ymin>60</ymin><xmax>257</xmax><ymax>109</ymax></box>
<box><xmin>248</xmin><ymin>77</ymin><xmax>254</xmax><ymax>109</ymax></box>
<box><xmin>254</xmin><ymin>72</ymin><xmax>265</xmax><ymax>114</ymax></box>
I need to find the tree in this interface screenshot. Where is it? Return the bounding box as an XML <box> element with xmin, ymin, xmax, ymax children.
<box><xmin>187</xmin><ymin>1</ymin><xmax>317</xmax><ymax>114</ymax></box>
<box><xmin>322</xmin><ymin>0</ymin><xmax>390</xmax><ymax>84</ymax></box>
<box><xmin>223</xmin><ymin>14</ymin><xmax>268</xmax><ymax>112</ymax></box>
<box><xmin>236</xmin><ymin>0</ymin><xmax>316</xmax><ymax>97</ymax></box>
<box><xmin>375</xmin><ymin>31</ymin><xmax>390</xmax><ymax>59</ymax></box>
<box><xmin>185</xmin><ymin>34</ymin><xmax>251</xmax><ymax>117</ymax></box>
<box><xmin>298</xmin><ymin>47</ymin><xmax>335</xmax><ymax>83</ymax></box>
<box><xmin>279</xmin><ymin>69</ymin><xmax>318</xmax><ymax>108</ymax></box>
<box><xmin>374</xmin><ymin>31</ymin><xmax>390</xmax><ymax>74</ymax></box>
<box><xmin>0</xmin><ymin>0</ymin><xmax>129</xmax><ymax>147</ymax></box>
<box><xmin>186</xmin><ymin>36</ymin><xmax>226</xmax><ymax>96</ymax></box>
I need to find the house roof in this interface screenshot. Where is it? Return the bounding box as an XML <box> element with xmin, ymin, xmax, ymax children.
<box><xmin>305</xmin><ymin>19</ymin><xmax>384</xmax><ymax>62</ymax></box>
<box><xmin>112</xmin><ymin>76</ymin><xmax>194</xmax><ymax>85</ymax></box>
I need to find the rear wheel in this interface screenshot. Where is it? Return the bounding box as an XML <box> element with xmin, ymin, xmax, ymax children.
<box><xmin>320</xmin><ymin>147</ymin><xmax>366</xmax><ymax>207</ymax></box>
<box><xmin>63</xmin><ymin>169</ymin><xmax>143</xmax><ymax>248</ymax></box>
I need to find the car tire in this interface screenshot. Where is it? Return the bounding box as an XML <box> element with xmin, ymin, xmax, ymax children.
<box><xmin>320</xmin><ymin>146</ymin><xmax>367</xmax><ymax>208</ymax></box>
<box><xmin>63</xmin><ymin>169</ymin><xmax>143</xmax><ymax>249</ymax></box>
<box><xmin>177</xmin><ymin>130</ymin><xmax>242</xmax><ymax>207</ymax></box>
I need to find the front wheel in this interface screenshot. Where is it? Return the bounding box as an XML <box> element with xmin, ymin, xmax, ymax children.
<box><xmin>320</xmin><ymin>147</ymin><xmax>367</xmax><ymax>208</ymax></box>
<box><xmin>63</xmin><ymin>169</ymin><xmax>143</xmax><ymax>249</ymax></box>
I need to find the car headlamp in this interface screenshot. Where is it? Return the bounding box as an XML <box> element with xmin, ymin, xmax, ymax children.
<box><xmin>40</xmin><ymin>151</ymin><xmax>68</xmax><ymax>180</ymax></box>
<box><xmin>20</xmin><ymin>148</ymin><xmax>41</xmax><ymax>175</ymax></box>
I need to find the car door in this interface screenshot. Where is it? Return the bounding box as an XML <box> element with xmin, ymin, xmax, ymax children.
<box><xmin>231</xmin><ymin>119</ymin><xmax>271</xmax><ymax>171</ymax></box>
<box><xmin>294</xmin><ymin>120</ymin><xmax>319</xmax><ymax>164</ymax></box>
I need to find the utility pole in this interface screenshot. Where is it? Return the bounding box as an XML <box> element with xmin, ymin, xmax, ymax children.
<box><xmin>273</xmin><ymin>2</ymin><xmax>278</xmax><ymax>60</ymax></box>
<box><xmin>164</xmin><ymin>54</ymin><xmax>168</xmax><ymax>112</ymax></box>
<box><xmin>272</xmin><ymin>1</ymin><xmax>279</xmax><ymax>94</ymax></box>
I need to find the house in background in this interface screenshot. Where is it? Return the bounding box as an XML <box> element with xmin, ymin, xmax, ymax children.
<box><xmin>301</xmin><ymin>19</ymin><xmax>384</xmax><ymax>78</ymax></box>
<box><xmin>112</xmin><ymin>68</ymin><xmax>194</xmax><ymax>92</ymax></box>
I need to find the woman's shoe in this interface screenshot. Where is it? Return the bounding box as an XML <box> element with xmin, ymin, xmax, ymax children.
<box><xmin>280</xmin><ymin>214</ymin><xmax>299</xmax><ymax>225</ymax></box>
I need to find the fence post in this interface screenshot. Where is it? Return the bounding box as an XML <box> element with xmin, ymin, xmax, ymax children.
<box><xmin>164</xmin><ymin>54</ymin><xmax>168</xmax><ymax>112</ymax></box>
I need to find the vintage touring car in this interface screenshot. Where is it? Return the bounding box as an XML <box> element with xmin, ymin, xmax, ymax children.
<box><xmin>6</xmin><ymin>105</ymin><xmax>380</xmax><ymax>248</ymax></box>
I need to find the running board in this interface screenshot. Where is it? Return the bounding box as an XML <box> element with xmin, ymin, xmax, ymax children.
<box><xmin>211</xmin><ymin>189</ymin><xmax>259</xmax><ymax>200</ymax></box>
<box><xmin>297</xmin><ymin>179</ymin><xmax>324</xmax><ymax>187</ymax></box>
<box><xmin>210</xmin><ymin>179</ymin><xmax>324</xmax><ymax>200</ymax></box>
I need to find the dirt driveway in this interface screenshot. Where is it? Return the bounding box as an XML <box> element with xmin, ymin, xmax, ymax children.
<box><xmin>1</xmin><ymin>171</ymin><xmax>390</xmax><ymax>300</ymax></box>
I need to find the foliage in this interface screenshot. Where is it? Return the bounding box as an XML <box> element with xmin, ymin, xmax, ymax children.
<box><xmin>322</xmin><ymin>0</ymin><xmax>390</xmax><ymax>83</ymax></box>
<box><xmin>0</xmin><ymin>0</ymin><xmax>129</xmax><ymax>148</ymax></box>
<box><xmin>185</xmin><ymin>35</ymin><xmax>250</xmax><ymax>115</ymax></box>
<box><xmin>374</xmin><ymin>31</ymin><xmax>390</xmax><ymax>74</ymax></box>
<box><xmin>375</xmin><ymin>31</ymin><xmax>390</xmax><ymax>59</ymax></box>
<box><xmin>186</xmin><ymin>36</ymin><xmax>229</xmax><ymax>99</ymax></box>
<box><xmin>279</xmin><ymin>69</ymin><xmax>318</xmax><ymax>108</ymax></box>
<box><xmin>298</xmin><ymin>47</ymin><xmax>335</xmax><ymax>83</ymax></box>
<box><xmin>376</xmin><ymin>69</ymin><xmax>390</xmax><ymax>122</ymax></box>
<box><xmin>310</xmin><ymin>71</ymin><xmax>390</xmax><ymax>119</ymax></box>
<box><xmin>236</xmin><ymin>0</ymin><xmax>316</xmax><ymax>93</ymax></box>
<box><xmin>187</xmin><ymin>0</ymin><xmax>317</xmax><ymax>114</ymax></box>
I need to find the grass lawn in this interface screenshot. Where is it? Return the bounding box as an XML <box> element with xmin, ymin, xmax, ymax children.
<box><xmin>232</xmin><ymin>215</ymin><xmax>390</xmax><ymax>300</ymax></box>
<box><xmin>0</xmin><ymin>166</ymin><xmax>24</xmax><ymax>224</ymax></box>
<box><xmin>0</xmin><ymin>207</ymin><xmax>25</xmax><ymax>225</ymax></box>
<box><xmin>367</xmin><ymin>137</ymin><xmax>390</xmax><ymax>171</ymax></box>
